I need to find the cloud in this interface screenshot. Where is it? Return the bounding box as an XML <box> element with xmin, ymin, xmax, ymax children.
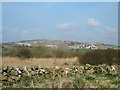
<box><xmin>105</xmin><ymin>26</ymin><xmax>117</xmax><ymax>33</ymax></box>
<box><xmin>83</xmin><ymin>23</ymin><xmax>118</xmax><ymax>45</ymax></box>
<box><xmin>88</xmin><ymin>18</ymin><xmax>101</xmax><ymax>26</ymax></box>
<box><xmin>56</xmin><ymin>22</ymin><xmax>78</xmax><ymax>30</ymax></box>
<box><xmin>104</xmin><ymin>26</ymin><xmax>118</xmax><ymax>45</ymax></box>
<box><xmin>105</xmin><ymin>26</ymin><xmax>118</xmax><ymax>39</ymax></box>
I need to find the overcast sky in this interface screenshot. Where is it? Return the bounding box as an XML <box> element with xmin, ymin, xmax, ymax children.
<box><xmin>2</xmin><ymin>2</ymin><xmax>118</xmax><ymax>45</ymax></box>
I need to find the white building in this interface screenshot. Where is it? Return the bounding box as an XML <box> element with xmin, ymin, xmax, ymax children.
<box><xmin>17</xmin><ymin>42</ymin><xmax>32</xmax><ymax>47</ymax></box>
<box><xmin>68</xmin><ymin>46</ymin><xmax>79</xmax><ymax>49</ymax></box>
<box><xmin>46</xmin><ymin>44</ymin><xmax>57</xmax><ymax>48</ymax></box>
<box><xmin>85</xmin><ymin>45</ymin><xmax>97</xmax><ymax>49</ymax></box>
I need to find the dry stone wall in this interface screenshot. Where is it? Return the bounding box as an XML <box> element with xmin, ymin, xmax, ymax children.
<box><xmin>0</xmin><ymin>64</ymin><xmax>119</xmax><ymax>82</ymax></box>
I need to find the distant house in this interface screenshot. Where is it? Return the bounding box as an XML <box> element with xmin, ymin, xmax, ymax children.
<box><xmin>68</xmin><ymin>46</ymin><xmax>79</xmax><ymax>49</ymax></box>
<box><xmin>17</xmin><ymin>42</ymin><xmax>32</xmax><ymax>47</ymax></box>
<box><xmin>90</xmin><ymin>45</ymin><xmax>97</xmax><ymax>49</ymax></box>
<box><xmin>85</xmin><ymin>45</ymin><xmax>97</xmax><ymax>49</ymax></box>
<box><xmin>46</xmin><ymin>44</ymin><xmax>57</xmax><ymax>48</ymax></box>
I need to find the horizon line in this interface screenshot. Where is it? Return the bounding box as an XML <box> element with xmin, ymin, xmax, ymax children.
<box><xmin>1</xmin><ymin>39</ymin><xmax>118</xmax><ymax>46</ymax></box>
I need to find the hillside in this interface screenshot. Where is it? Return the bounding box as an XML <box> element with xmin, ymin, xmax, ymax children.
<box><xmin>1</xmin><ymin>39</ymin><xmax>118</xmax><ymax>50</ymax></box>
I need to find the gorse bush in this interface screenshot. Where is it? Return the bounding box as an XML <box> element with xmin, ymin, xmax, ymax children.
<box><xmin>79</xmin><ymin>49</ymin><xmax>119</xmax><ymax>65</ymax></box>
<box><xmin>16</xmin><ymin>47</ymin><xmax>33</xmax><ymax>59</ymax></box>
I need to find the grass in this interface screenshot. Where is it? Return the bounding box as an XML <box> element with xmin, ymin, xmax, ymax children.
<box><xmin>1</xmin><ymin>56</ymin><xmax>119</xmax><ymax>88</ymax></box>
<box><xmin>2</xmin><ymin>71</ymin><xmax>119</xmax><ymax>88</ymax></box>
<box><xmin>1</xmin><ymin>57</ymin><xmax>78</xmax><ymax>68</ymax></box>
<box><xmin>104</xmin><ymin>73</ymin><xmax>118</xmax><ymax>80</ymax></box>
<box><xmin>1</xmin><ymin>46</ymin><xmax>119</xmax><ymax>88</ymax></box>
<box><xmin>2</xmin><ymin>46</ymin><xmax>119</xmax><ymax>65</ymax></box>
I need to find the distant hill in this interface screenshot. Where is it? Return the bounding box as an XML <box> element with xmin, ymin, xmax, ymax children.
<box><xmin>1</xmin><ymin>39</ymin><xmax>118</xmax><ymax>49</ymax></box>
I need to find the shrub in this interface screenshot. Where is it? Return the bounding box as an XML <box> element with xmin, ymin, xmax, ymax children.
<box><xmin>31</xmin><ymin>46</ymin><xmax>47</xmax><ymax>58</ymax></box>
<box><xmin>54</xmin><ymin>48</ymin><xmax>70</xmax><ymax>58</ymax></box>
<box><xmin>79</xmin><ymin>49</ymin><xmax>119</xmax><ymax>65</ymax></box>
<box><xmin>16</xmin><ymin>47</ymin><xmax>32</xmax><ymax>59</ymax></box>
<box><xmin>31</xmin><ymin>46</ymin><xmax>56</xmax><ymax>58</ymax></box>
<box><xmin>2</xmin><ymin>48</ymin><xmax>17</xmax><ymax>57</ymax></box>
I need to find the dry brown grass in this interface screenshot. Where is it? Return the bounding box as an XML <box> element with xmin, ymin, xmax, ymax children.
<box><xmin>1</xmin><ymin>57</ymin><xmax>78</xmax><ymax>68</ymax></box>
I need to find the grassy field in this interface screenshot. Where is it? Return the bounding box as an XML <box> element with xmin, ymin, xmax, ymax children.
<box><xmin>2</xmin><ymin>72</ymin><xmax>119</xmax><ymax>88</ymax></box>
<box><xmin>1</xmin><ymin>47</ymin><xmax>119</xmax><ymax>88</ymax></box>
<box><xmin>1</xmin><ymin>57</ymin><xmax>78</xmax><ymax>68</ymax></box>
<box><xmin>2</xmin><ymin>46</ymin><xmax>119</xmax><ymax>65</ymax></box>
<box><xmin>1</xmin><ymin>57</ymin><xmax>119</xmax><ymax>88</ymax></box>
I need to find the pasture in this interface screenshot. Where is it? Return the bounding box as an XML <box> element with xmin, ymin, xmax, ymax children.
<box><xmin>1</xmin><ymin>57</ymin><xmax>78</xmax><ymax>68</ymax></box>
<box><xmin>0</xmin><ymin>46</ymin><xmax>119</xmax><ymax>88</ymax></box>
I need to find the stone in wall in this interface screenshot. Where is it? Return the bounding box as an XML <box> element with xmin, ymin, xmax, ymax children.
<box><xmin>0</xmin><ymin>64</ymin><xmax>119</xmax><ymax>82</ymax></box>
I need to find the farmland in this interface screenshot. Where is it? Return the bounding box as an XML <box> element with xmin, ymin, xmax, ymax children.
<box><xmin>0</xmin><ymin>40</ymin><xmax>120</xmax><ymax>88</ymax></box>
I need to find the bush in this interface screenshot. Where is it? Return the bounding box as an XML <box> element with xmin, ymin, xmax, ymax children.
<box><xmin>54</xmin><ymin>48</ymin><xmax>71</xmax><ymax>58</ymax></box>
<box><xmin>31</xmin><ymin>46</ymin><xmax>48</xmax><ymax>58</ymax></box>
<box><xmin>2</xmin><ymin>48</ymin><xmax>17</xmax><ymax>57</ymax></box>
<box><xmin>16</xmin><ymin>47</ymin><xmax>32</xmax><ymax>59</ymax></box>
<box><xmin>79</xmin><ymin>49</ymin><xmax>119</xmax><ymax>65</ymax></box>
<box><xmin>31</xmin><ymin>46</ymin><xmax>56</xmax><ymax>58</ymax></box>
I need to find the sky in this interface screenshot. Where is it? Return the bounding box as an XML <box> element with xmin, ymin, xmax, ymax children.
<box><xmin>1</xmin><ymin>0</ymin><xmax>119</xmax><ymax>2</ymax></box>
<box><xmin>2</xmin><ymin>2</ymin><xmax>118</xmax><ymax>45</ymax></box>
